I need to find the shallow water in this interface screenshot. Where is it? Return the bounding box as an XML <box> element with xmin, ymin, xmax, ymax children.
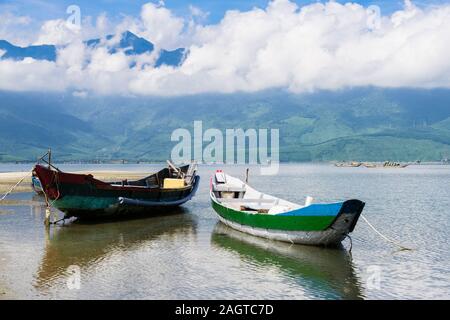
<box><xmin>0</xmin><ymin>163</ymin><xmax>449</xmax><ymax>299</ymax></box>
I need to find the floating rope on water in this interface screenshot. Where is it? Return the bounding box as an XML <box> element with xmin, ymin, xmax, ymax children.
<box><xmin>345</xmin><ymin>234</ymin><xmax>353</xmax><ymax>253</ymax></box>
<box><xmin>361</xmin><ymin>214</ymin><xmax>413</xmax><ymax>251</ymax></box>
<box><xmin>0</xmin><ymin>170</ymin><xmax>32</xmax><ymax>202</ymax></box>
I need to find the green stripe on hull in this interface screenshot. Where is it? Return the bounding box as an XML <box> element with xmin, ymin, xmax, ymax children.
<box><xmin>212</xmin><ymin>199</ymin><xmax>335</xmax><ymax>232</ymax></box>
<box><xmin>53</xmin><ymin>196</ymin><xmax>118</xmax><ymax>211</ymax></box>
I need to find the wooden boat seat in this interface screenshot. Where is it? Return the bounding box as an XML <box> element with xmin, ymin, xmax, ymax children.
<box><xmin>218</xmin><ymin>198</ymin><xmax>277</xmax><ymax>204</ymax></box>
<box><xmin>110</xmin><ymin>183</ymin><xmax>159</xmax><ymax>189</ymax></box>
<box><xmin>214</xmin><ymin>185</ymin><xmax>246</xmax><ymax>192</ymax></box>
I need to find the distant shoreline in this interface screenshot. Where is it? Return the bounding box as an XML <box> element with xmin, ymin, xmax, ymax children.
<box><xmin>0</xmin><ymin>160</ymin><xmax>449</xmax><ymax>167</ymax></box>
<box><xmin>0</xmin><ymin>160</ymin><xmax>448</xmax><ymax>164</ymax></box>
<box><xmin>0</xmin><ymin>162</ymin><xmax>449</xmax><ymax>195</ymax></box>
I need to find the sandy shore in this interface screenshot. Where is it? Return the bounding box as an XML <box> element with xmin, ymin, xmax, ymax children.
<box><xmin>0</xmin><ymin>170</ymin><xmax>151</xmax><ymax>194</ymax></box>
<box><xmin>0</xmin><ymin>279</ymin><xmax>15</xmax><ymax>300</ymax></box>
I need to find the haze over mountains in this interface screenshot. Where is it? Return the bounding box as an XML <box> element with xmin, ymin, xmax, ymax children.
<box><xmin>1</xmin><ymin>88</ymin><xmax>449</xmax><ymax>162</ymax></box>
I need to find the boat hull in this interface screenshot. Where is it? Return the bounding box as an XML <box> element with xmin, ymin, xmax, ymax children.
<box><xmin>34</xmin><ymin>164</ymin><xmax>199</xmax><ymax>219</ymax></box>
<box><xmin>54</xmin><ymin>178</ymin><xmax>199</xmax><ymax>219</ymax></box>
<box><xmin>211</xmin><ymin>198</ymin><xmax>364</xmax><ymax>246</ymax></box>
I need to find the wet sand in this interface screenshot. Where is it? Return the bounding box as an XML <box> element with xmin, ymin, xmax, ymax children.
<box><xmin>0</xmin><ymin>282</ymin><xmax>15</xmax><ymax>300</ymax></box>
<box><xmin>0</xmin><ymin>171</ymin><xmax>151</xmax><ymax>194</ymax></box>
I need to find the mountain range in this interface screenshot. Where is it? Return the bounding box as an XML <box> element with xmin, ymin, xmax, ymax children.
<box><xmin>1</xmin><ymin>88</ymin><xmax>450</xmax><ymax>163</ymax></box>
<box><xmin>0</xmin><ymin>31</ymin><xmax>186</xmax><ymax>68</ymax></box>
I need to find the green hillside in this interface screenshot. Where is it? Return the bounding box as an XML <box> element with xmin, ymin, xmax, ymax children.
<box><xmin>1</xmin><ymin>88</ymin><xmax>449</xmax><ymax>162</ymax></box>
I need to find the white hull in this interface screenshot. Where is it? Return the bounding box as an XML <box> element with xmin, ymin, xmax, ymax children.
<box><xmin>217</xmin><ymin>213</ymin><xmax>354</xmax><ymax>246</ymax></box>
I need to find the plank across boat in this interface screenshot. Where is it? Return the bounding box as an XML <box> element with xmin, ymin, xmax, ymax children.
<box><xmin>34</xmin><ymin>162</ymin><xmax>199</xmax><ymax>219</ymax></box>
<box><xmin>210</xmin><ymin>170</ymin><xmax>365</xmax><ymax>247</ymax></box>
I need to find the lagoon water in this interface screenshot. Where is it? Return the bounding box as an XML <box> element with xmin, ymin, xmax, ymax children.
<box><xmin>0</xmin><ymin>163</ymin><xmax>449</xmax><ymax>300</ymax></box>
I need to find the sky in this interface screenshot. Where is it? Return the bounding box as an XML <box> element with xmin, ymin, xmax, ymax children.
<box><xmin>1</xmin><ymin>0</ymin><xmax>449</xmax><ymax>22</ymax></box>
<box><xmin>1</xmin><ymin>0</ymin><xmax>450</xmax><ymax>96</ymax></box>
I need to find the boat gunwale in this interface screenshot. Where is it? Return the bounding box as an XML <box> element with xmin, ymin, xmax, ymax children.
<box><xmin>209</xmin><ymin>174</ymin><xmax>342</xmax><ymax>217</ymax></box>
<box><xmin>211</xmin><ymin>190</ymin><xmax>347</xmax><ymax>216</ymax></box>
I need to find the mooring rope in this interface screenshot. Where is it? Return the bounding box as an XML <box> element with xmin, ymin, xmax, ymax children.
<box><xmin>361</xmin><ymin>214</ymin><xmax>412</xmax><ymax>251</ymax></box>
<box><xmin>42</xmin><ymin>169</ymin><xmax>63</xmax><ymax>225</ymax></box>
<box><xmin>0</xmin><ymin>170</ymin><xmax>32</xmax><ymax>202</ymax></box>
<box><xmin>345</xmin><ymin>234</ymin><xmax>353</xmax><ymax>253</ymax></box>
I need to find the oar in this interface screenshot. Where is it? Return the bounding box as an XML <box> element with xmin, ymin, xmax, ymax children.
<box><xmin>167</xmin><ymin>160</ymin><xmax>185</xmax><ymax>178</ymax></box>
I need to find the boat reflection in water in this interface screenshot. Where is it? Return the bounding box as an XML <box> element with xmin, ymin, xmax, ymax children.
<box><xmin>35</xmin><ymin>208</ymin><xmax>197</xmax><ymax>291</ymax></box>
<box><xmin>211</xmin><ymin>222</ymin><xmax>364</xmax><ymax>300</ymax></box>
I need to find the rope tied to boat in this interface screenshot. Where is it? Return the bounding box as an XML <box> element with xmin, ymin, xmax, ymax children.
<box><xmin>0</xmin><ymin>170</ymin><xmax>32</xmax><ymax>202</ymax></box>
<box><xmin>361</xmin><ymin>214</ymin><xmax>412</xmax><ymax>251</ymax></box>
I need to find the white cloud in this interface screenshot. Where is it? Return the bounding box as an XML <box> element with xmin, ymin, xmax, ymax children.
<box><xmin>56</xmin><ymin>40</ymin><xmax>87</xmax><ymax>75</ymax></box>
<box><xmin>34</xmin><ymin>19</ymin><xmax>80</xmax><ymax>45</ymax></box>
<box><xmin>130</xmin><ymin>0</ymin><xmax>450</xmax><ymax>95</ymax></box>
<box><xmin>189</xmin><ymin>5</ymin><xmax>209</xmax><ymax>22</ymax></box>
<box><xmin>139</xmin><ymin>2</ymin><xmax>185</xmax><ymax>49</ymax></box>
<box><xmin>88</xmin><ymin>48</ymin><xmax>130</xmax><ymax>73</ymax></box>
<box><xmin>0</xmin><ymin>12</ymin><xmax>33</xmax><ymax>46</ymax></box>
<box><xmin>1</xmin><ymin>0</ymin><xmax>450</xmax><ymax>96</ymax></box>
<box><xmin>0</xmin><ymin>58</ymin><xmax>66</xmax><ymax>92</ymax></box>
<box><xmin>95</xmin><ymin>13</ymin><xmax>110</xmax><ymax>35</ymax></box>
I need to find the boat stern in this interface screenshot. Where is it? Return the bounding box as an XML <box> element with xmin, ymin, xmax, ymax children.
<box><xmin>332</xmin><ymin>199</ymin><xmax>365</xmax><ymax>234</ymax></box>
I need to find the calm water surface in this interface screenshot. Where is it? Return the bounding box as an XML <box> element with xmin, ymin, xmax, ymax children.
<box><xmin>0</xmin><ymin>164</ymin><xmax>449</xmax><ymax>299</ymax></box>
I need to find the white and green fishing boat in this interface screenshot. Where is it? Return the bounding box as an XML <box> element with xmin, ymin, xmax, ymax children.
<box><xmin>210</xmin><ymin>170</ymin><xmax>365</xmax><ymax>246</ymax></box>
